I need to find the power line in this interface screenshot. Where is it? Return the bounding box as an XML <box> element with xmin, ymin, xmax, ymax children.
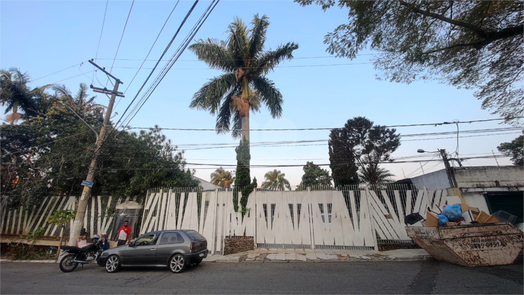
<box><xmin>29</xmin><ymin>63</ymin><xmax>85</xmax><ymax>83</ymax></box>
<box><xmin>127</xmin><ymin>118</ymin><xmax>523</xmax><ymax>131</ymax></box>
<box><xmin>108</xmin><ymin>0</ymin><xmax>135</xmax><ymax>78</ymax></box>
<box><xmin>110</xmin><ymin>62</ymin><xmax>373</xmax><ymax>70</ymax></box>
<box><xmin>116</xmin><ymin>0</ymin><xmax>220</xmax><ymax>130</ymax></box>
<box><xmin>94</xmin><ymin>0</ymin><xmax>109</xmax><ymax>64</ymax></box>
<box><xmin>122</xmin><ymin>0</ymin><xmax>181</xmax><ymax>95</ymax></box>
<box><xmin>112</xmin><ymin>0</ymin><xmax>202</xmax><ymax>132</ymax></box>
<box><xmin>94</xmin><ymin>54</ymin><xmax>379</xmax><ymax>62</ymax></box>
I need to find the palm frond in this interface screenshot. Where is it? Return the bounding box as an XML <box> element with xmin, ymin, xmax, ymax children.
<box><xmin>251</xmin><ymin>76</ymin><xmax>283</xmax><ymax>118</ymax></box>
<box><xmin>252</xmin><ymin>42</ymin><xmax>299</xmax><ymax>76</ymax></box>
<box><xmin>190</xmin><ymin>74</ymin><xmax>238</xmax><ymax>114</ymax></box>
<box><xmin>215</xmin><ymin>93</ymin><xmax>234</xmax><ymax>134</ymax></box>
<box><xmin>189</xmin><ymin>39</ymin><xmax>236</xmax><ymax>71</ymax></box>
<box><xmin>231</xmin><ymin>111</ymin><xmax>242</xmax><ymax>139</ymax></box>
<box><xmin>248</xmin><ymin>14</ymin><xmax>269</xmax><ymax>61</ymax></box>
<box><xmin>227</xmin><ymin>17</ymin><xmax>249</xmax><ymax>68</ymax></box>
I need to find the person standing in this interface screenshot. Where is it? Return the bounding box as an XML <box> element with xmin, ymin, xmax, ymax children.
<box><xmin>115</xmin><ymin>220</ymin><xmax>132</xmax><ymax>246</ymax></box>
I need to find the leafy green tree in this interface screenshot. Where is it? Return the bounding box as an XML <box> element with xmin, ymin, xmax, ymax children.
<box><xmin>329</xmin><ymin>117</ymin><xmax>400</xmax><ymax>186</ymax></box>
<box><xmin>295</xmin><ymin>0</ymin><xmax>524</xmax><ymax>123</ymax></box>
<box><xmin>210</xmin><ymin>167</ymin><xmax>234</xmax><ymax>189</ymax></box>
<box><xmin>329</xmin><ymin>128</ymin><xmax>359</xmax><ymax>187</ymax></box>
<box><xmin>299</xmin><ymin>161</ymin><xmax>333</xmax><ymax>189</ymax></box>
<box><xmin>261</xmin><ymin>169</ymin><xmax>291</xmax><ymax>191</ymax></box>
<box><xmin>48</xmin><ymin>209</ymin><xmax>76</xmax><ymax>258</ymax></box>
<box><xmin>96</xmin><ymin>126</ymin><xmax>199</xmax><ymax>198</ymax></box>
<box><xmin>497</xmin><ymin>135</ymin><xmax>524</xmax><ymax>166</ymax></box>
<box><xmin>188</xmin><ymin>14</ymin><xmax>299</xmax><ymax>141</ymax></box>
<box><xmin>1</xmin><ymin>77</ymin><xmax>198</xmax><ymax>207</ymax></box>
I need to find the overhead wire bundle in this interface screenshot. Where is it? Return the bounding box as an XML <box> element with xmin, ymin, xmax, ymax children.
<box><xmin>113</xmin><ymin>0</ymin><xmax>220</xmax><ymax>133</ymax></box>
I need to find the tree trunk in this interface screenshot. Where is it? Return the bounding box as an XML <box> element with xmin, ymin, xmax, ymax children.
<box><xmin>241</xmin><ymin>114</ymin><xmax>249</xmax><ymax>142</ymax></box>
<box><xmin>241</xmin><ymin>77</ymin><xmax>250</xmax><ymax>142</ymax></box>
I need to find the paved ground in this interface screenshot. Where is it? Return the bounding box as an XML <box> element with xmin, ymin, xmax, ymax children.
<box><xmin>206</xmin><ymin>248</ymin><xmax>431</xmax><ymax>263</ymax></box>
<box><xmin>0</xmin><ymin>248</ymin><xmax>431</xmax><ymax>264</ymax></box>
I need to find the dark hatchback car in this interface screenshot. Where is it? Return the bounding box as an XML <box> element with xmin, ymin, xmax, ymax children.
<box><xmin>97</xmin><ymin>229</ymin><xmax>208</xmax><ymax>273</ymax></box>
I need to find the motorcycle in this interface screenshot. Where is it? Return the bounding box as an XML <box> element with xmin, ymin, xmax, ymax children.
<box><xmin>59</xmin><ymin>235</ymin><xmax>103</xmax><ymax>272</ymax></box>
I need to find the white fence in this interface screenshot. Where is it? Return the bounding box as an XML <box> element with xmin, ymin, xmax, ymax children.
<box><xmin>0</xmin><ymin>196</ymin><xmax>128</xmax><ymax>238</ymax></box>
<box><xmin>1</xmin><ymin>188</ymin><xmax>449</xmax><ymax>254</ymax></box>
<box><xmin>140</xmin><ymin>188</ymin><xmax>449</xmax><ymax>254</ymax></box>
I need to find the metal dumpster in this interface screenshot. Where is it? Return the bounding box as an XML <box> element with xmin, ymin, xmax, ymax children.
<box><xmin>406</xmin><ymin>222</ymin><xmax>523</xmax><ymax>267</ymax></box>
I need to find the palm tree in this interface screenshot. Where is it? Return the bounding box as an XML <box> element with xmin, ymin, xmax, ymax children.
<box><xmin>358</xmin><ymin>166</ymin><xmax>394</xmax><ymax>185</ymax></box>
<box><xmin>0</xmin><ymin>68</ymin><xmax>48</xmax><ymax>124</ymax></box>
<box><xmin>52</xmin><ymin>83</ymin><xmax>103</xmax><ymax>116</ymax></box>
<box><xmin>261</xmin><ymin>169</ymin><xmax>291</xmax><ymax>191</ymax></box>
<box><xmin>210</xmin><ymin>167</ymin><xmax>234</xmax><ymax>189</ymax></box>
<box><xmin>188</xmin><ymin>14</ymin><xmax>299</xmax><ymax>141</ymax></box>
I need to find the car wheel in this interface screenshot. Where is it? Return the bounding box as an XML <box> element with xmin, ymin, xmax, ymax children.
<box><xmin>59</xmin><ymin>254</ymin><xmax>78</xmax><ymax>272</ymax></box>
<box><xmin>105</xmin><ymin>255</ymin><xmax>121</xmax><ymax>273</ymax></box>
<box><xmin>169</xmin><ymin>254</ymin><xmax>186</xmax><ymax>273</ymax></box>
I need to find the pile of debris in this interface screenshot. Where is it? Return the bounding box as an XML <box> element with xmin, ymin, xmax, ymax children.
<box><xmin>406</xmin><ymin>201</ymin><xmax>517</xmax><ymax>228</ymax></box>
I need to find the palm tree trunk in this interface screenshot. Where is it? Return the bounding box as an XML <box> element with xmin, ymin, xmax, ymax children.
<box><xmin>242</xmin><ymin>114</ymin><xmax>249</xmax><ymax>141</ymax></box>
<box><xmin>241</xmin><ymin>77</ymin><xmax>250</xmax><ymax>142</ymax></box>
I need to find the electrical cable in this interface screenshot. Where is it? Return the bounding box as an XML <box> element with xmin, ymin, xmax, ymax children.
<box><xmin>107</xmin><ymin>0</ymin><xmax>135</xmax><ymax>86</ymax></box>
<box><xmin>29</xmin><ymin>62</ymin><xmax>85</xmax><ymax>83</ymax></box>
<box><xmin>111</xmin><ymin>0</ymin><xmax>201</xmax><ymax>133</ymax></box>
<box><xmin>122</xmin><ymin>0</ymin><xmax>181</xmax><ymax>95</ymax></box>
<box><xmin>122</xmin><ymin>0</ymin><xmax>219</xmax><ymax>126</ymax></box>
<box><xmin>93</xmin><ymin>0</ymin><xmax>109</xmax><ymax>83</ymax></box>
<box><xmin>115</xmin><ymin>0</ymin><xmax>220</xmax><ymax>132</ymax></box>
<box><xmin>127</xmin><ymin>118</ymin><xmax>523</xmax><ymax>131</ymax></box>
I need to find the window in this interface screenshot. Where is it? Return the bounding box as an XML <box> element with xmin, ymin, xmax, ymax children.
<box><xmin>159</xmin><ymin>232</ymin><xmax>184</xmax><ymax>245</ymax></box>
<box><xmin>135</xmin><ymin>234</ymin><xmax>158</xmax><ymax>246</ymax></box>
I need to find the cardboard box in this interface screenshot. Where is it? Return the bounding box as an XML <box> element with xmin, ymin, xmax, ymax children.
<box><xmin>485</xmin><ymin>215</ymin><xmax>500</xmax><ymax>223</ymax></box>
<box><xmin>460</xmin><ymin>202</ymin><xmax>479</xmax><ymax>214</ymax></box>
<box><xmin>476</xmin><ymin>211</ymin><xmax>500</xmax><ymax>224</ymax></box>
<box><xmin>426</xmin><ymin>211</ymin><xmax>439</xmax><ymax>227</ymax></box>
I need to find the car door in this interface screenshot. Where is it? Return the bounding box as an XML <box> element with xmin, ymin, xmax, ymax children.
<box><xmin>125</xmin><ymin>233</ymin><xmax>159</xmax><ymax>266</ymax></box>
<box><xmin>155</xmin><ymin>231</ymin><xmax>185</xmax><ymax>265</ymax></box>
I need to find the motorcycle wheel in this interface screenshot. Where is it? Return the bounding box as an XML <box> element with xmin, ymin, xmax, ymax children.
<box><xmin>59</xmin><ymin>254</ymin><xmax>78</xmax><ymax>272</ymax></box>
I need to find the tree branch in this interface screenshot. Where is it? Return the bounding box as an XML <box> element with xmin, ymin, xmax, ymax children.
<box><xmin>399</xmin><ymin>0</ymin><xmax>488</xmax><ymax>37</ymax></box>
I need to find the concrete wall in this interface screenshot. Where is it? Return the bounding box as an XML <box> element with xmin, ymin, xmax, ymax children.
<box><xmin>455</xmin><ymin>166</ymin><xmax>524</xmax><ymax>188</ymax></box>
<box><xmin>408</xmin><ymin>166</ymin><xmax>524</xmax><ymax>216</ymax></box>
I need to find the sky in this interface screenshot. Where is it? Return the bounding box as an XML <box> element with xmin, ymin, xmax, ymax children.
<box><xmin>1</xmin><ymin>0</ymin><xmax>521</xmax><ymax>189</ymax></box>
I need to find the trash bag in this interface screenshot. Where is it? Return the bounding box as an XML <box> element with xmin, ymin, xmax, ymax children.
<box><xmin>437</xmin><ymin>214</ymin><xmax>449</xmax><ymax>226</ymax></box>
<box><xmin>442</xmin><ymin>204</ymin><xmax>462</xmax><ymax>221</ymax></box>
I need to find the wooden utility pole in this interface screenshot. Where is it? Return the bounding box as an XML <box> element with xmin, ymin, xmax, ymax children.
<box><xmin>69</xmin><ymin>59</ymin><xmax>124</xmax><ymax>245</ymax></box>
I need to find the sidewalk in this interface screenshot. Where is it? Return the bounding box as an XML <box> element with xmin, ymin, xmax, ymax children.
<box><xmin>0</xmin><ymin>248</ymin><xmax>431</xmax><ymax>264</ymax></box>
<box><xmin>205</xmin><ymin>248</ymin><xmax>431</xmax><ymax>263</ymax></box>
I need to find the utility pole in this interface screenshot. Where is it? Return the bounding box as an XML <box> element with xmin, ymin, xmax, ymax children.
<box><xmin>439</xmin><ymin>149</ymin><xmax>457</xmax><ymax>188</ymax></box>
<box><xmin>69</xmin><ymin>59</ymin><xmax>124</xmax><ymax>245</ymax></box>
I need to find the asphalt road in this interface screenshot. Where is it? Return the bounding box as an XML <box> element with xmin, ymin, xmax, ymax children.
<box><xmin>1</xmin><ymin>259</ymin><xmax>522</xmax><ymax>294</ymax></box>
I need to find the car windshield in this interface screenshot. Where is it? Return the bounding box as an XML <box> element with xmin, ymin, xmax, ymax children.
<box><xmin>135</xmin><ymin>234</ymin><xmax>158</xmax><ymax>245</ymax></box>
